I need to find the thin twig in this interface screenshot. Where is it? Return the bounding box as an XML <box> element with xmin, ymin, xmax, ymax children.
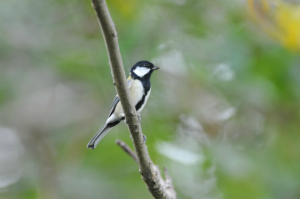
<box><xmin>116</xmin><ymin>139</ymin><xmax>138</xmax><ymax>164</ymax></box>
<box><xmin>163</xmin><ymin>167</ymin><xmax>176</xmax><ymax>198</ymax></box>
<box><xmin>90</xmin><ymin>0</ymin><xmax>176</xmax><ymax>198</ymax></box>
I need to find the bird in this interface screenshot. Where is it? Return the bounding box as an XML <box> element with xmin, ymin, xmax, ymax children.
<box><xmin>87</xmin><ymin>60</ymin><xmax>160</xmax><ymax>149</ymax></box>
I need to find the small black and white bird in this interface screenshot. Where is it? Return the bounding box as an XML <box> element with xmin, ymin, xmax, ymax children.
<box><xmin>87</xmin><ymin>60</ymin><xmax>160</xmax><ymax>149</ymax></box>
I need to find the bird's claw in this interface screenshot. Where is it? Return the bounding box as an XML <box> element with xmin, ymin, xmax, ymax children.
<box><xmin>143</xmin><ymin>134</ymin><xmax>147</xmax><ymax>144</ymax></box>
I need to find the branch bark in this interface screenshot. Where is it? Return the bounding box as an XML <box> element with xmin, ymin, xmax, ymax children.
<box><xmin>91</xmin><ymin>0</ymin><xmax>176</xmax><ymax>198</ymax></box>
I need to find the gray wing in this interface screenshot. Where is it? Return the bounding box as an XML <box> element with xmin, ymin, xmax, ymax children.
<box><xmin>108</xmin><ymin>96</ymin><xmax>120</xmax><ymax>117</ymax></box>
<box><xmin>107</xmin><ymin>78</ymin><xmax>132</xmax><ymax>117</ymax></box>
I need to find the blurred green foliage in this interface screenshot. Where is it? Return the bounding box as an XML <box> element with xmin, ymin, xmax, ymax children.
<box><xmin>0</xmin><ymin>0</ymin><xmax>300</xmax><ymax>199</ymax></box>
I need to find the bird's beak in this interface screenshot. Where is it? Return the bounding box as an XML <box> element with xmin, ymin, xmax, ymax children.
<box><xmin>152</xmin><ymin>66</ymin><xmax>160</xmax><ymax>71</ymax></box>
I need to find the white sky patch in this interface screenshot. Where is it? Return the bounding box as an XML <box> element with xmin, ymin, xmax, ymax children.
<box><xmin>133</xmin><ymin>66</ymin><xmax>150</xmax><ymax>77</ymax></box>
<box><xmin>156</xmin><ymin>142</ymin><xmax>204</xmax><ymax>165</ymax></box>
<box><xmin>153</xmin><ymin>49</ymin><xmax>187</xmax><ymax>76</ymax></box>
<box><xmin>212</xmin><ymin>63</ymin><xmax>235</xmax><ymax>81</ymax></box>
<box><xmin>215</xmin><ymin>107</ymin><xmax>236</xmax><ymax>121</ymax></box>
<box><xmin>0</xmin><ymin>127</ymin><xmax>24</xmax><ymax>189</ymax></box>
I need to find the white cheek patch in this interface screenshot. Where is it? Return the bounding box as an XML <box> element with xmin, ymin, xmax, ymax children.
<box><xmin>133</xmin><ymin>66</ymin><xmax>151</xmax><ymax>77</ymax></box>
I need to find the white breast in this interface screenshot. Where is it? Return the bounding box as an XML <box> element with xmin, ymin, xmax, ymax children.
<box><xmin>130</xmin><ymin>80</ymin><xmax>144</xmax><ymax>106</ymax></box>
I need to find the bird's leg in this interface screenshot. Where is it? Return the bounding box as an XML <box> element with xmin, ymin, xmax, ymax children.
<box><xmin>138</xmin><ymin>113</ymin><xmax>141</xmax><ymax>122</ymax></box>
<box><xmin>143</xmin><ymin>134</ymin><xmax>147</xmax><ymax>144</ymax></box>
<box><xmin>122</xmin><ymin>114</ymin><xmax>126</xmax><ymax>123</ymax></box>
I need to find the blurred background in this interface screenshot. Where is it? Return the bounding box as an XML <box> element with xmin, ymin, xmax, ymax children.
<box><xmin>1</xmin><ymin>0</ymin><xmax>300</xmax><ymax>198</ymax></box>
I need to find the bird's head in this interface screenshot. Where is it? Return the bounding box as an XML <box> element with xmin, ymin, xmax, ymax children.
<box><xmin>130</xmin><ymin>60</ymin><xmax>160</xmax><ymax>80</ymax></box>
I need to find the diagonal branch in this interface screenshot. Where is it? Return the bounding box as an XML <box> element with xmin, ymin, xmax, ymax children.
<box><xmin>91</xmin><ymin>0</ymin><xmax>176</xmax><ymax>198</ymax></box>
<box><xmin>116</xmin><ymin>139</ymin><xmax>138</xmax><ymax>164</ymax></box>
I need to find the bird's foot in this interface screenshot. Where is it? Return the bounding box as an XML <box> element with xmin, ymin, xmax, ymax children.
<box><xmin>143</xmin><ymin>134</ymin><xmax>147</xmax><ymax>144</ymax></box>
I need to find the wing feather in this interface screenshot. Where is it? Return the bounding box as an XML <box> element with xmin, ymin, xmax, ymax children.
<box><xmin>107</xmin><ymin>78</ymin><xmax>133</xmax><ymax>117</ymax></box>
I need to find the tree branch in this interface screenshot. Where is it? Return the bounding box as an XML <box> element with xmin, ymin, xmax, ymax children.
<box><xmin>91</xmin><ymin>0</ymin><xmax>176</xmax><ymax>198</ymax></box>
<box><xmin>116</xmin><ymin>139</ymin><xmax>138</xmax><ymax>164</ymax></box>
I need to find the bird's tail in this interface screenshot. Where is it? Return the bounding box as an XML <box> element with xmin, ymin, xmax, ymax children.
<box><xmin>87</xmin><ymin>124</ymin><xmax>112</xmax><ymax>149</ymax></box>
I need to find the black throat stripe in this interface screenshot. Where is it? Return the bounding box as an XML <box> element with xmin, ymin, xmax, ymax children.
<box><xmin>135</xmin><ymin>79</ymin><xmax>151</xmax><ymax>111</ymax></box>
<box><xmin>135</xmin><ymin>89</ymin><xmax>149</xmax><ymax>111</ymax></box>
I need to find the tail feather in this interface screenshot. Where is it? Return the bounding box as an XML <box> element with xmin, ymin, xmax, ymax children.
<box><xmin>87</xmin><ymin>124</ymin><xmax>112</xmax><ymax>149</ymax></box>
